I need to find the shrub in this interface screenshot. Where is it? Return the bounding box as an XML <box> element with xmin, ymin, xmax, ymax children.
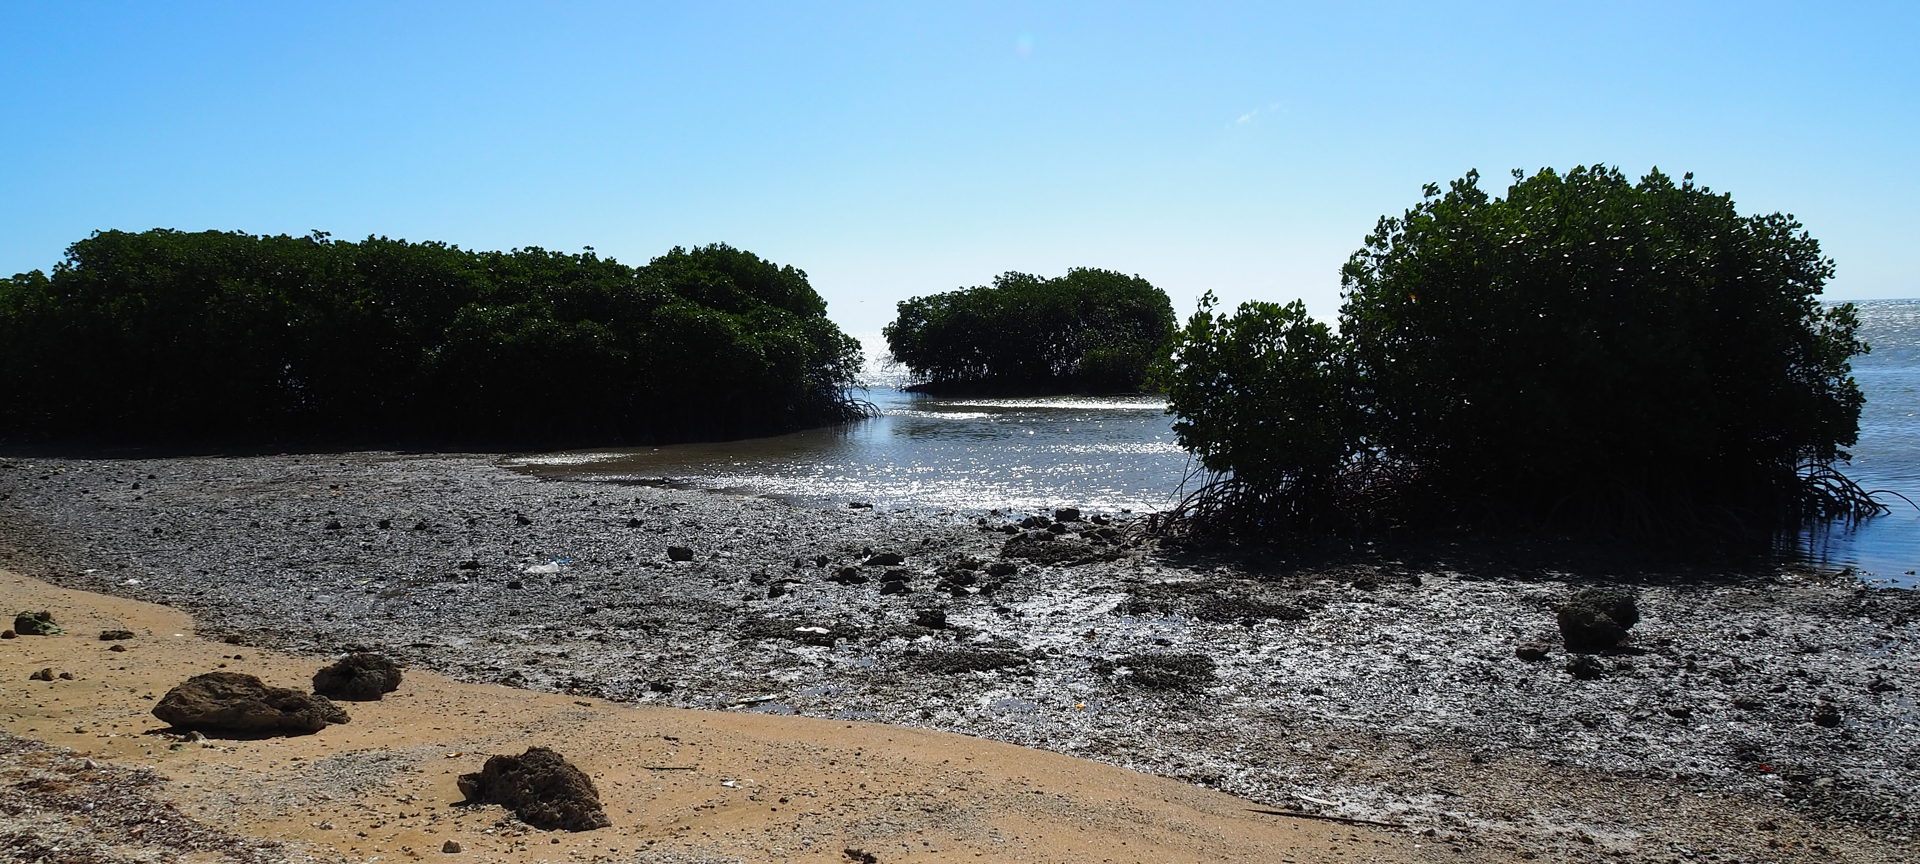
<box><xmin>1162</xmin><ymin>166</ymin><xmax>1871</xmax><ymax>539</ymax></box>
<box><xmin>1160</xmin><ymin>294</ymin><xmax>1359</xmax><ymax>530</ymax></box>
<box><xmin>883</xmin><ymin>267</ymin><xmax>1174</xmax><ymax>392</ymax></box>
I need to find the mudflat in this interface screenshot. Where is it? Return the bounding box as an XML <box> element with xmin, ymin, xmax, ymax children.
<box><xmin>1</xmin><ymin>451</ymin><xmax>1915</xmax><ymax>863</ymax></box>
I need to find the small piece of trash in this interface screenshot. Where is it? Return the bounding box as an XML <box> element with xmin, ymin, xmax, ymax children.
<box><xmin>525</xmin><ymin>562</ymin><xmax>563</xmax><ymax>575</ymax></box>
<box><xmin>123</xmin><ymin>579</ymin><xmax>141</xmax><ymax>586</ymax></box>
<box><xmin>721</xmin><ymin>779</ymin><xmax>738</xmax><ymax>788</ymax></box>
<box><xmin>727</xmin><ymin>695</ymin><xmax>780</xmax><ymax>708</ymax></box>
<box><xmin>793</xmin><ymin>626</ymin><xmax>830</xmax><ymax>634</ymax></box>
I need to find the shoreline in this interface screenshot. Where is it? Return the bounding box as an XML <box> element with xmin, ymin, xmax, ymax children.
<box><xmin>2</xmin><ymin>450</ymin><xmax>1916</xmax><ymax>862</ymax></box>
<box><xmin>3</xmin><ymin>569</ymin><xmax>1403</xmax><ymax>863</ymax></box>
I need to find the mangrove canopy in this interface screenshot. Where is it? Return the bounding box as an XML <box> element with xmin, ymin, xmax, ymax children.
<box><xmin>0</xmin><ymin>230</ymin><xmax>864</xmax><ymax>445</ymax></box>
<box><xmin>883</xmin><ymin>268</ymin><xmax>1175</xmax><ymax>393</ymax></box>
<box><xmin>1161</xmin><ymin>166</ymin><xmax>1870</xmax><ymax>540</ymax></box>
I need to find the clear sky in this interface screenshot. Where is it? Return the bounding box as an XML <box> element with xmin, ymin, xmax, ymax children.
<box><xmin>3</xmin><ymin>1</ymin><xmax>1915</xmax><ymax>335</ymax></box>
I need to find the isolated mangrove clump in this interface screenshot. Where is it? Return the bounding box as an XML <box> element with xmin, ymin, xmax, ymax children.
<box><xmin>458</xmin><ymin>747</ymin><xmax>611</xmax><ymax>831</ymax></box>
<box><xmin>1161</xmin><ymin>166</ymin><xmax>1870</xmax><ymax>539</ymax></box>
<box><xmin>885</xmin><ymin>267</ymin><xmax>1175</xmax><ymax>393</ymax></box>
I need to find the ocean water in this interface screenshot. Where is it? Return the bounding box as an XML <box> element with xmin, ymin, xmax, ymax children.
<box><xmin>1794</xmin><ymin>299</ymin><xmax>1920</xmax><ymax>587</ymax></box>
<box><xmin>515</xmin><ymin>307</ymin><xmax>1920</xmax><ymax>586</ymax></box>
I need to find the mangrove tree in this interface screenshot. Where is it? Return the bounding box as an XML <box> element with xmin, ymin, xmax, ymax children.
<box><xmin>0</xmin><ymin>230</ymin><xmax>864</xmax><ymax>445</ymax></box>
<box><xmin>883</xmin><ymin>268</ymin><xmax>1174</xmax><ymax>393</ymax></box>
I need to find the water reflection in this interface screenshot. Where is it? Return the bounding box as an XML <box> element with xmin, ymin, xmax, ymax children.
<box><xmin>1787</xmin><ymin>300</ymin><xmax>1920</xmax><ymax>587</ymax></box>
<box><xmin>508</xmin><ymin>388</ymin><xmax>1195</xmax><ymax>515</ymax></box>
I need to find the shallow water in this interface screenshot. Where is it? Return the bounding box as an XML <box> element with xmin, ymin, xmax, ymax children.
<box><xmin>518</xmin><ymin>310</ymin><xmax>1920</xmax><ymax>587</ymax></box>
<box><xmin>508</xmin><ymin>386</ymin><xmax>1196</xmax><ymax>515</ymax></box>
<box><xmin>1792</xmin><ymin>299</ymin><xmax>1920</xmax><ymax>587</ymax></box>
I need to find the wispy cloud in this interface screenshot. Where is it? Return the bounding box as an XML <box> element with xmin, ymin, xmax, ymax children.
<box><xmin>1234</xmin><ymin>101</ymin><xmax>1285</xmax><ymax>126</ymax></box>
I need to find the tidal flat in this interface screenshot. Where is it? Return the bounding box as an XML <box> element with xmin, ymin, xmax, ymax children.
<box><xmin>1</xmin><ymin>451</ymin><xmax>1915</xmax><ymax>863</ymax></box>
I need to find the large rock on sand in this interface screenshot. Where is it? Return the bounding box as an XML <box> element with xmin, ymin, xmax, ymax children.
<box><xmin>457</xmin><ymin>747</ymin><xmax>610</xmax><ymax>831</ymax></box>
<box><xmin>152</xmin><ymin>671</ymin><xmax>348</xmax><ymax>736</ymax></box>
<box><xmin>13</xmin><ymin>610</ymin><xmax>62</xmax><ymax>635</ymax></box>
<box><xmin>1556</xmin><ymin>588</ymin><xmax>1641</xmax><ymax>654</ymax></box>
<box><xmin>312</xmin><ymin>652</ymin><xmax>404</xmax><ymax>701</ymax></box>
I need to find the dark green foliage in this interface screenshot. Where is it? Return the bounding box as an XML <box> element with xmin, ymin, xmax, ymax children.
<box><xmin>1162</xmin><ymin>166</ymin><xmax>1870</xmax><ymax>539</ymax></box>
<box><xmin>883</xmin><ymin>268</ymin><xmax>1174</xmax><ymax>392</ymax></box>
<box><xmin>1160</xmin><ymin>294</ymin><xmax>1361</xmax><ymax>529</ymax></box>
<box><xmin>0</xmin><ymin>230</ymin><xmax>863</xmax><ymax>445</ymax></box>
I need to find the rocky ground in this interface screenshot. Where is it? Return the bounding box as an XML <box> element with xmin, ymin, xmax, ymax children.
<box><xmin>1</xmin><ymin>450</ymin><xmax>1916</xmax><ymax>863</ymax></box>
<box><xmin>0</xmin><ymin>731</ymin><xmax>340</xmax><ymax>864</ymax></box>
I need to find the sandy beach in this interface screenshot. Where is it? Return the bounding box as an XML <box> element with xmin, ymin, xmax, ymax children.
<box><xmin>2</xmin><ymin>568</ymin><xmax>1459</xmax><ymax>863</ymax></box>
<box><xmin>2</xmin><ymin>450</ymin><xmax>1916</xmax><ymax>862</ymax></box>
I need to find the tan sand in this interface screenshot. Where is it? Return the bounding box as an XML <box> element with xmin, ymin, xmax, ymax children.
<box><xmin>0</xmin><ymin>570</ymin><xmax>1472</xmax><ymax>863</ymax></box>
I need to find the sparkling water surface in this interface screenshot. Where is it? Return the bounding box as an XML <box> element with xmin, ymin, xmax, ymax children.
<box><xmin>508</xmin><ymin>387</ymin><xmax>1196</xmax><ymax>515</ymax></box>
<box><xmin>515</xmin><ymin>310</ymin><xmax>1920</xmax><ymax>587</ymax></box>
<box><xmin>1795</xmin><ymin>299</ymin><xmax>1920</xmax><ymax>587</ymax></box>
<box><xmin>506</xmin><ymin>338</ymin><xmax>1198</xmax><ymax>514</ymax></box>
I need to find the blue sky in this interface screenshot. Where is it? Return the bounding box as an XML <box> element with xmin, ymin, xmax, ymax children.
<box><xmin>3</xmin><ymin>1</ymin><xmax>1915</xmax><ymax>335</ymax></box>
